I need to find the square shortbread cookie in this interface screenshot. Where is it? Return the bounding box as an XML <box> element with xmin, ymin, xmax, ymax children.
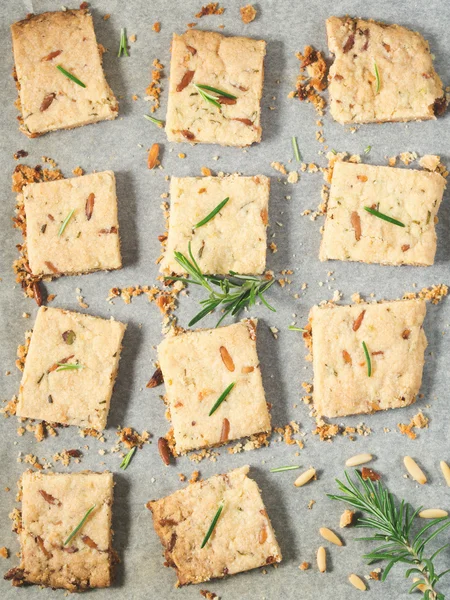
<box><xmin>165</xmin><ymin>30</ymin><xmax>266</xmax><ymax>146</ymax></box>
<box><xmin>157</xmin><ymin>320</ymin><xmax>271</xmax><ymax>453</ymax></box>
<box><xmin>161</xmin><ymin>174</ymin><xmax>270</xmax><ymax>275</ymax></box>
<box><xmin>309</xmin><ymin>299</ymin><xmax>427</xmax><ymax>418</ymax></box>
<box><xmin>11</xmin><ymin>9</ymin><xmax>118</xmax><ymax>136</ymax></box>
<box><xmin>327</xmin><ymin>16</ymin><xmax>445</xmax><ymax>124</ymax></box>
<box><xmin>6</xmin><ymin>471</ymin><xmax>114</xmax><ymax>591</ymax></box>
<box><xmin>147</xmin><ymin>465</ymin><xmax>282</xmax><ymax>585</ymax></box>
<box><xmin>320</xmin><ymin>162</ymin><xmax>445</xmax><ymax>266</ymax></box>
<box><xmin>23</xmin><ymin>171</ymin><xmax>122</xmax><ymax>277</ymax></box>
<box><xmin>17</xmin><ymin>307</ymin><xmax>126</xmax><ymax>430</ymax></box>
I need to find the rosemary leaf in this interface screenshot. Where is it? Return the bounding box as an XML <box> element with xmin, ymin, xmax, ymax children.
<box><xmin>201</xmin><ymin>501</ymin><xmax>224</xmax><ymax>548</ymax></box>
<box><xmin>64</xmin><ymin>504</ymin><xmax>96</xmax><ymax>546</ymax></box>
<box><xmin>120</xmin><ymin>446</ymin><xmax>137</xmax><ymax>470</ymax></box>
<box><xmin>364</xmin><ymin>207</ymin><xmax>405</xmax><ymax>228</ymax></box>
<box><xmin>56</xmin><ymin>65</ymin><xmax>86</xmax><ymax>88</ymax></box>
<box><xmin>144</xmin><ymin>114</ymin><xmax>165</xmax><ymax>128</ymax></box>
<box><xmin>56</xmin><ymin>362</ymin><xmax>84</xmax><ymax>372</ymax></box>
<box><xmin>288</xmin><ymin>325</ymin><xmax>306</xmax><ymax>332</ymax></box>
<box><xmin>194</xmin><ymin>85</ymin><xmax>221</xmax><ymax>108</ymax></box>
<box><xmin>195</xmin><ymin>198</ymin><xmax>230</xmax><ymax>228</ymax></box>
<box><xmin>58</xmin><ymin>209</ymin><xmax>75</xmax><ymax>237</ymax></box>
<box><xmin>362</xmin><ymin>341</ymin><xmax>371</xmax><ymax>377</ymax></box>
<box><xmin>364</xmin><ymin>145</ymin><xmax>372</xmax><ymax>154</ymax></box>
<box><xmin>118</xmin><ymin>28</ymin><xmax>129</xmax><ymax>57</ymax></box>
<box><xmin>292</xmin><ymin>136</ymin><xmax>302</xmax><ymax>162</ymax></box>
<box><xmin>194</xmin><ymin>84</ymin><xmax>237</xmax><ymax>100</ymax></box>
<box><xmin>374</xmin><ymin>61</ymin><xmax>381</xmax><ymax>93</ymax></box>
<box><xmin>270</xmin><ymin>465</ymin><xmax>300</xmax><ymax>473</ymax></box>
<box><xmin>329</xmin><ymin>471</ymin><xmax>450</xmax><ymax>597</ymax></box>
<box><xmin>209</xmin><ymin>382</ymin><xmax>235</xmax><ymax>416</ymax></box>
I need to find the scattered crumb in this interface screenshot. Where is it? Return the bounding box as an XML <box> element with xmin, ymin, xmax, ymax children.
<box><xmin>0</xmin><ymin>547</ymin><xmax>9</xmax><ymax>559</ymax></box>
<box><xmin>403</xmin><ymin>284</ymin><xmax>448</xmax><ymax>305</ymax></box>
<box><xmin>195</xmin><ymin>3</ymin><xmax>224</xmax><ymax>18</ymax></box>
<box><xmin>340</xmin><ymin>509</ymin><xmax>354</xmax><ymax>528</ymax></box>
<box><xmin>240</xmin><ymin>4</ymin><xmax>256</xmax><ymax>23</ymax></box>
<box><xmin>200</xmin><ymin>590</ymin><xmax>218</xmax><ymax>600</ymax></box>
<box><xmin>72</xmin><ymin>166</ymin><xmax>84</xmax><ymax>177</ymax></box>
<box><xmin>145</xmin><ymin>59</ymin><xmax>164</xmax><ymax>113</ymax></box>
<box><xmin>299</xmin><ymin>561</ymin><xmax>310</xmax><ymax>571</ymax></box>
<box><xmin>291</xmin><ymin>46</ymin><xmax>327</xmax><ymax>116</ymax></box>
<box><xmin>152</xmin><ymin>22</ymin><xmax>161</xmax><ymax>33</ymax></box>
<box><xmin>398</xmin><ymin>411</ymin><xmax>429</xmax><ymax>440</ymax></box>
<box><xmin>419</xmin><ymin>154</ymin><xmax>441</xmax><ymax>172</ymax></box>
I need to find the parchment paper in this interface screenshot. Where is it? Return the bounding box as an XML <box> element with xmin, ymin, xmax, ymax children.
<box><xmin>0</xmin><ymin>1</ymin><xmax>449</xmax><ymax>598</ymax></box>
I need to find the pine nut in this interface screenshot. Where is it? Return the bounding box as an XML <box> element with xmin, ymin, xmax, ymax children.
<box><xmin>294</xmin><ymin>468</ymin><xmax>316</xmax><ymax>487</ymax></box>
<box><xmin>317</xmin><ymin>546</ymin><xmax>326</xmax><ymax>573</ymax></box>
<box><xmin>403</xmin><ymin>456</ymin><xmax>427</xmax><ymax>484</ymax></box>
<box><xmin>440</xmin><ymin>460</ymin><xmax>450</xmax><ymax>487</ymax></box>
<box><xmin>349</xmin><ymin>574</ymin><xmax>367</xmax><ymax>591</ymax></box>
<box><xmin>419</xmin><ymin>509</ymin><xmax>448</xmax><ymax>519</ymax></box>
<box><xmin>345</xmin><ymin>453</ymin><xmax>373</xmax><ymax>467</ymax></box>
<box><xmin>319</xmin><ymin>527</ymin><xmax>343</xmax><ymax>546</ymax></box>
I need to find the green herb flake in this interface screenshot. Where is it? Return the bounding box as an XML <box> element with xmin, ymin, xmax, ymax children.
<box><xmin>292</xmin><ymin>136</ymin><xmax>302</xmax><ymax>162</ymax></box>
<box><xmin>270</xmin><ymin>465</ymin><xmax>301</xmax><ymax>473</ymax></box>
<box><xmin>201</xmin><ymin>501</ymin><xmax>224</xmax><ymax>548</ymax></box>
<box><xmin>56</xmin><ymin>362</ymin><xmax>84</xmax><ymax>372</ymax></box>
<box><xmin>58</xmin><ymin>209</ymin><xmax>75</xmax><ymax>237</ymax></box>
<box><xmin>364</xmin><ymin>145</ymin><xmax>372</xmax><ymax>154</ymax></box>
<box><xmin>144</xmin><ymin>114</ymin><xmax>165</xmax><ymax>128</ymax></box>
<box><xmin>165</xmin><ymin>242</ymin><xmax>276</xmax><ymax>327</ymax></box>
<box><xmin>63</xmin><ymin>504</ymin><xmax>96</xmax><ymax>546</ymax></box>
<box><xmin>194</xmin><ymin>197</ymin><xmax>230</xmax><ymax>229</ymax></box>
<box><xmin>362</xmin><ymin>341</ymin><xmax>371</xmax><ymax>377</ymax></box>
<box><xmin>374</xmin><ymin>61</ymin><xmax>381</xmax><ymax>94</ymax></box>
<box><xmin>56</xmin><ymin>65</ymin><xmax>86</xmax><ymax>88</ymax></box>
<box><xmin>118</xmin><ymin>28</ymin><xmax>129</xmax><ymax>58</ymax></box>
<box><xmin>120</xmin><ymin>446</ymin><xmax>137</xmax><ymax>470</ymax></box>
<box><xmin>209</xmin><ymin>382</ymin><xmax>235</xmax><ymax>416</ymax></box>
<box><xmin>329</xmin><ymin>471</ymin><xmax>450</xmax><ymax>598</ymax></box>
<box><xmin>363</xmin><ymin>207</ymin><xmax>405</xmax><ymax>228</ymax></box>
<box><xmin>288</xmin><ymin>325</ymin><xmax>306</xmax><ymax>332</ymax></box>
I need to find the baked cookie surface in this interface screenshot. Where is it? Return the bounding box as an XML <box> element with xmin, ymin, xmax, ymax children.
<box><xmin>157</xmin><ymin>320</ymin><xmax>271</xmax><ymax>453</ymax></box>
<box><xmin>166</xmin><ymin>30</ymin><xmax>266</xmax><ymax>146</ymax></box>
<box><xmin>11</xmin><ymin>9</ymin><xmax>118</xmax><ymax>136</ymax></box>
<box><xmin>309</xmin><ymin>299</ymin><xmax>427</xmax><ymax>418</ymax></box>
<box><xmin>7</xmin><ymin>471</ymin><xmax>114</xmax><ymax>591</ymax></box>
<box><xmin>17</xmin><ymin>307</ymin><xmax>126</xmax><ymax>430</ymax></box>
<box><xmin>161</xmin><ymin>174</ymin><xmax>269</xmax><ymax>275</ymax></box>
<box><xmin>320</xmin><ymin>162</ymin><xmax>445</xmax><ymax>266</ymax></box>
<box><xmin>23</xmin><ymin>171</ymin><xmax>122</xmax><ymax>277</ymax></box>
<box><xmin>327</xmin><ymin>16</ymin><xmax>445</xmax><ymax>124</ymax></box>
<box><xmin>147</xmin><ymin>465</ymin><xmax>281</xmax><ymax>585</ymax></box>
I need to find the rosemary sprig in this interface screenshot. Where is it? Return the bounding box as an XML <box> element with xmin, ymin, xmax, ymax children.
<box><xmin>56</xmin><ymin>65</ymin><xmax>86</xmax><ymax>88</ymax></box>
<box><xmin>144</xmin><ymin>114</ymin><xmax>165</xmax><ymax>128</ymax></box>
<box><xmin>194</xmin><ymin>83</ymin><xmax>237</xmax><ymax>109</ymax></box>
<box><xmin>58</xmin><ymin>209</ymin><xmax>75</xmax><ymax>236</ymax></box>
<box><xmin>120</xmin><ymin>446</ymin><xmax>137</xmax><ymax>470</ymax></box>
<box><xmin>165</xmin><ymin>242</ymin><xmax>276</xmax><ymax>327</ymax></box>
<box><xmin>364</xmin><ymin>207</ymin><xmax>405</xmax><ymax>228</ymax></box>
<box><xmin>201</xmin><ymin>501</ymin><xmax>224</xmax><ymax>548</ymax></box>
<box><xmin>118</xmin><ymin>28</ymin><xmax>129</xmax><ymax>57</ymax></box>
<box><xmin>329</xmin><ymin>471</ymin><xmax>450</xmax><ymax>599</ymax></box>
<box><xmin>362</xmin><ymin>341</ymin><xmax>371</xmax><ymax>377</ymax></box>
<box><xmin>56</xmin><ymin>362</ymin><xmax>84</xmax><ymax>372</ymax></box>
<box><xmin>374</xmin><ymin>61</ymin><xmax>381</xmax><ymax>93</ymax></box>
<box><xmin>194</xmin><ymin>197</ymin><xmax>230</xmax><ymax>228</ymax></box>
<box><xmin>63</xmin><ymin>504</ymin><xmax>96</xmax><ymax>546</ymax></box>
<box><xmin>288</xmin><ymin>325</ymin><xmax>306</xmax><ymax>332</ymax></box>
<box><xmin>209</xmin><ymin>382</ymin><xmax>235</xmax><ymax>416</ymax></box>
<box><xmin>270</xmin><ymin>465</ymin><xmax>300</xmax><ymax>473</ymax></box>
<box><xmin>292</xmin><ymin>136</ymin><xmax>302</xmax><ymax>162</ymax></box>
